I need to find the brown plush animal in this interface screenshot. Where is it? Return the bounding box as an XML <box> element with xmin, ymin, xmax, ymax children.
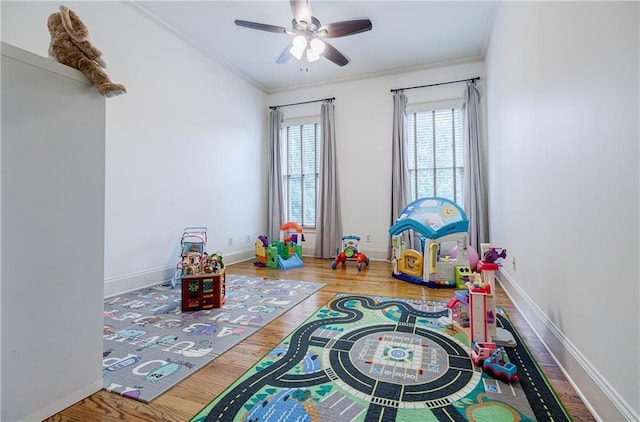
<box><xmin>48</xmin><ymin>5</ymin><xmax>126</xmax><ymax>97</ymax></box>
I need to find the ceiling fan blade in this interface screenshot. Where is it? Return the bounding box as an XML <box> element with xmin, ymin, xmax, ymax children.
<box><xmin>234</xmin><ymin>20</ymin><xmax>288</xmax><ymax>34</ymax></box>
<box><xmin>322</xmin><ymin>41</ymin><xmax>349</xmax><ymax>66</ymax></box>
<box><xmin>276</xmin><ymin>45</ymin><xmax>293</xmax><ymax>64</ymax></box>
<box><xmin>320</xmin><ymin>19</ymin><xmax>373</xmax><ymax>38</ymax></box>
<box><xmin>290</xmin><ymin>0</ymin><xmax>312</xmax><ymax>24</ymax></box>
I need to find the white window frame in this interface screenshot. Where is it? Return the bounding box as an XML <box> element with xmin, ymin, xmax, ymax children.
<box><xmin>406</xmin><ymin>99</ymin><xmax>465</xmax><ymax>206</ymax></box>
<box><xmin>281</xmin><ymin>116</ymin><xmax>321</xmax><ymax>228</ymax></box>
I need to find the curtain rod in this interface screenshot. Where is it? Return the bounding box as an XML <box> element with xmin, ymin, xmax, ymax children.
<box><xmin>390</xmin><ymin>77</ymin><xmax>480</xmax><ymax>93</ymax></box>
<box><xmin>269</xmin><ymin>97</ymin><xmax>335</xmax><ymax>110</ymax></box>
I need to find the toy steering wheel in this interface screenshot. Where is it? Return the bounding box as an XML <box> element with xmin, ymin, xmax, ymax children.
<box><xmin>344</xmin><ymin>246</ymin><xmax>357</xmax><ymax>258</ymax></box>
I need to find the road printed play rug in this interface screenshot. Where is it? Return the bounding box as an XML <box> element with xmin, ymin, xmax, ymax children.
<box><xmin>192</xmin><ymin>293</ymin><xmax>571</xmax><ymax>422</ymax></box>
<box><xmin>103</xmin><ymin>275</ymin><xmax>324</xmax><ymax>403</ymax></box>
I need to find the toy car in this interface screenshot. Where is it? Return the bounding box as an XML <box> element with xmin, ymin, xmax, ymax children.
<box><xmin>482</xmin><ymin>347</ymin><xmax>519</xmax><ymax>382</ymax></box>
<box><xmin>470</xmin><ymin>341</ymin><xmax>497</xmax><ymax>365</ymax></box>
<box><xmin>331</xmin><ymin>235</ymin><xmax>369</xmax><ymax>271</ymax></box>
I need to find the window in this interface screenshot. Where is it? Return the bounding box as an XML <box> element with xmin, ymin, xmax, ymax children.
<box><xmin>406</xmin><ymin>106</ymin><xmax>464</xmax><ymax>206</ymax></box>
<box><xmin>282</xmin><ymin>121</ymin><xmax>321</xmax><ymax>228</ymax></box>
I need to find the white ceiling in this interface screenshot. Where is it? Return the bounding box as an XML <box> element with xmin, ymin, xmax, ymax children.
<box><xmin>134</xmin><ymin>1</ymin><xmax>497</xmax><ymax>93</ymax></box>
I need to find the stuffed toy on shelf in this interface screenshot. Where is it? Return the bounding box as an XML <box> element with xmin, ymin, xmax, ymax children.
<box><xmin>47</xmin><ymin>5</ymin><xmax>126</xmax><ymax>97</ymax></box>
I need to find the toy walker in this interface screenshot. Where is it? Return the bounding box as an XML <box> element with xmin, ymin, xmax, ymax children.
<box><xmin>331</xmin><ymin>235</ymin><xmax>369</xmax><ymax>271</ymax></box>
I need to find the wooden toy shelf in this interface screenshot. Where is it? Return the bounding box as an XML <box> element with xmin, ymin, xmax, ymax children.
<box><xmin>181</xmin><ymin>271</ymin><xmax>226</xmax><ymax>311</ymax></box>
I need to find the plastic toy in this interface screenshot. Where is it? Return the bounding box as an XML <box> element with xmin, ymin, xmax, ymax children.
<box><xmin>470</xmin><ymin>341</ymin><xmax>497</xmax><ymax>365</ymax></box>
<box><xmin>170</xmin><ymin>227</ymin><xmax>224</xmax><ymax>288</ymax></box>
<box><xmin>389</xmin><ymin>197</ymin><xmax>472</xmax><ymax>288</ymax></box>
<box><xmin>440</xmin><ymin>243</ymin><xmax>516</xmax><ymax>348</ymax></box>
<box><xmin>482</xmin><ymin>247</ymin><xmax>507</xmax><ymax>264</ymax></box>
<box><xmin>446</xmin><ymin>293</ymin><xmax>470</xmax><ymax>327</ymax></box>
<box><xmin>454</xmin><ymin>265</ymin><xmax>473</xmax><ymax>288</ymax></box>
<box><xmin>482</xmin><ymin>347</ymin><xmax>519</xmax><ymax>382</ymax></box>
<box><xmin>207</xmin><ymin>252</ymin><xmax>225</xmax><ymax>274</ymax></box>
<box><xmin>469</xmin><ymin>244</ymin><xmax>508</xmax><ymax>343</ymax></box>
<box><xmin>254</xmin><ymin>235</ymin><xmax>271</xmax><ymax>267</ymax></box>
<box><xmin>449</xmin><ymin>245</ymin><xmax>479</xmax><ymax>270</ymax></box>
<box><xmin>331</xmin><ymin>235</ymin><xmax>369</xmax><ymax>271</ymax></box>
<box><xmin>254</xmin><ymin>222</ymin><xmax>304</xmax><ymax>269</ymax></box>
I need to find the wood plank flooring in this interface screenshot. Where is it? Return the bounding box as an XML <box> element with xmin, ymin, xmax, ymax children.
<box><xmin>46</xmin><ymin>258</ymin><xmax>595</xmax><ymax>421</ymax></box>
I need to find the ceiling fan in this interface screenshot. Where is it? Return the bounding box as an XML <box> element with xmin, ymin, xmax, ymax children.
<box><xmin>234</xmin><ymin>0</ymin><xmax>372</xmax><ymax>66</ymax></box>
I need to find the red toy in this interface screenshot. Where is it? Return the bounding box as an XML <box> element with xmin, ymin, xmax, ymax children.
<box><xmin>331</xmin><ymin>235</ymin><xmax>369</xmax><ymax>271</ymax></box>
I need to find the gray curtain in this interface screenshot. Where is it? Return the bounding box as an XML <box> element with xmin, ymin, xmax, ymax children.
<box><xmin>314</xmin><ymin>100</ymin><xmax>342</xmax><ymax>258</ymax></box>
<box><xmin>389</xmin><ymin>91</ymin><xmax>412</xmax><ymax>259</ymax></box>
<box><xmin>267</xmin><ymin>108</ymin><xmax>285</xmax><ymax>241</ymax></box>
<box><xmin>463</xmin><ymin>80</ymin><xmax>488</xmax><ymax>252</ymax></box>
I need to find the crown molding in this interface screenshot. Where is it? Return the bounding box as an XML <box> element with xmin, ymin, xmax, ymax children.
<box><xmin>126</xmin><ymin>1</ymin><xmax>270</xmax><ymax>93</ymax></box>
<box><xmin>267</xmin><ymin>55</ymin><xmax>485</xmax><ymax>95</ymax></box>
<box><xmin>127</xmin><ymin>1</ymin><xmax>488</xmax><ymax>96</ymax></box>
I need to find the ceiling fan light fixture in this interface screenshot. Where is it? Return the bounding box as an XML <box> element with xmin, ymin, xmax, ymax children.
<box><xmin>290</xmin><ymin>35</ymin><xmax>308</xmax><ymax>60</ymax></box>
<box><xmin>290</xmin><ymin>45</ymin><xmax>305</xmax><ymax>60</ymax></box>
<box><xmin>306</xmin><ymin>47</ymin><xmax>320</xmax><ymax>62</ymax></box>
<box><xmin>309</xmin><ymin>38</ymin><xmax>325</xmax><ymax>55</ymax></box>
<box><xmin>292</xmin><ymin>35</ymin><xmax>308</xmax><ymax>49</ymax></box>
<box><xmin>235</xmin><ymin>0</ymin><xmax>372</xmax><ymax>67</ymax></box>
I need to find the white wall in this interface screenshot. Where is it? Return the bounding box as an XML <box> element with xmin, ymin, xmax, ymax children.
<box><xmin>0</xmin><ymin>0</ymin><xmax>484</xmax><ymax>283</ymax></box>
<box><xmin>268</xmin><ymin>61</ymin><xmax>485</xmax><ymax>259</ymax></box>
<box><xmin>485</xmin><ymin>2</ymin><xmax>639</xmax><ymax>420</ymax></box>
<box><xmin>4</xmin><ymin>1</ymin><xmax>637</xmax><ymax>419</ymax></box>
<box><xmin>1</xmin><ymin>1</ymin><xmax>267</xmax><ymax>295</ymax></box>
<box><xmin>2</xmin><ymin>43</ymin><xmax>105</xmax><ymax>421</ymax></box>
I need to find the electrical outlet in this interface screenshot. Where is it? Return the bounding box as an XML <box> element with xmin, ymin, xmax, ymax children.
<box><xmin>365</xmin><ymin>234</ymin><xmax>371</xmax><ymax>243</ymax></box>
<box><xmin>246</xmin><ymin>234</ymin><xmax>251</xmax><ymax>243</ymax></box>
<box><xmin>228</xmin><ymin>237</ymin><xmax>233</xmax><ymax>246</ymax></box>
<box><xmin>512</xmin><ymin>256</ymin><xmax>517</xmax><ymax>271</ymax></box>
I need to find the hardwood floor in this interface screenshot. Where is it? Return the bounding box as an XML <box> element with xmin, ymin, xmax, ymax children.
<box><xmin>47</xmin><ymin>258</ymin><xmax>595</xmax><ymax>421</ymax></box>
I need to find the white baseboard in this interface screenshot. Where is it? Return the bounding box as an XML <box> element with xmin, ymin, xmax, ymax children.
<box><xmin>104</xmin><ymin>266</ymin><xmax>175</xmax><ymax>298</ymax></box>
<box><xmin>497</xmin><ymin>271</ymin><xmax>638</xmax><ymax>422</ymax></box>
<box><xmin>21</xmin><ymin>379</ymin><xmax>102</xmax><ymax>422</ymax></box>
<box><xmin>303</xmin><ymin>247</ymin><xmax>389</xmax><ymax>261</ymax></box>
<box><xmin>362</xmin><ymin>248</ymin><xmax>390</xmax><ymax>261</ymax></box>
<box><xmin>104</xmin><ymin>249</ymin><xmax>255</xmax><ymax>298</ymax></box>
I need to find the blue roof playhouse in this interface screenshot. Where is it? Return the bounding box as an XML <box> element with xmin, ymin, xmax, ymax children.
<box><xmin>389</xmin><ymin>197</ymin><xmax>472</xmax><ymax>288</ymax></box>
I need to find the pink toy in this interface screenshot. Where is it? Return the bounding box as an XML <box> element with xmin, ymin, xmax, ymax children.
<box><xmin>449</xmin><ymin>245</ymin><xmax>479</xmax><ymax>270</ymax></box>
<box><xmin>471</xmin><ymin>341</ymin><xmax>497</xmax><ymax>365</ymax></box>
